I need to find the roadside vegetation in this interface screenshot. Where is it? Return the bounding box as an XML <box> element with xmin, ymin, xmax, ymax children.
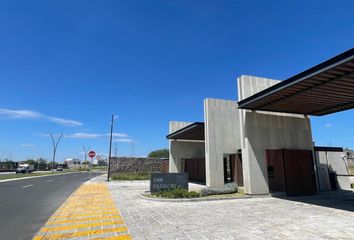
<box><xmin>111</xmin><ymin>172</ymin><xmax>150</xmax><ymax>180</ymax></box>
<box><xmin>349</xmin><ymin>165</ymin><xmax>354</xmax><ymax>175</ymax></box>
<box><xmin>0</xmin><ymin>170</ymin><xmax>80</xmax><ymax>181</ymax></box>
<box><xmin>148</xmin><ymin>149</ymin><xmax>169</xmax><ymax>158</ymax></box>
<box><xmin>0</xmin><ymin>158</ymin><xmax>66</xmax><ymax>172</ymax></box>
<box><xmin>92</xmin><ymin>166</ymin><xmax>108</xmax><ymax>171</ymax></box>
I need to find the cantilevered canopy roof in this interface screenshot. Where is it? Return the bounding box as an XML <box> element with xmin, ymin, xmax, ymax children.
<box><xmin>238</xmin><ymin>48</ymin><xmax>354</xmax><ymax>116</ymax></box>
<box><xmin>166</xmin><ymin>122</ymin><xmax>204</xmax><ymax>140</ymax></box>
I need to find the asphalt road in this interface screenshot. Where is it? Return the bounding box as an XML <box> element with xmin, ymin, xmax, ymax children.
<box><xmin>0</xmin><ymin>171</ymin><xmax>103</xmax><ymax>240</ymax></box>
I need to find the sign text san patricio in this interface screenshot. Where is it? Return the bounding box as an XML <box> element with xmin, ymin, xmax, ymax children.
<box><xmin>150</xmin><ymin>173</ymin><xmax>188</xmax><ymax>193</ymax></box>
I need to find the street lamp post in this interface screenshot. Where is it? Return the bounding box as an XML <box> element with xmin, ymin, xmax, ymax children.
<box><xmin>50</xmin><ymin>133</ymin><xmax>63</xmax><ymax>172</ymax></box>
<box><xmin>107</xmin><ymin>114</ymin><xmax>114</xmax><ymax>182</ymax></box>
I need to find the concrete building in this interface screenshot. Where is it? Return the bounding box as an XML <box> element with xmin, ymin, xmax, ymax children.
<box><xmin>64</xmin><ymin>158</ymin><xmax>81</xmax><ymax>169</ymax></box>
<box><xmin>92</xmin><ymin>159</ymin><xmax>107</xmax><ymax>166</ymax></box>
<box><xmin>167</xmin><ymin>49</ymin><xmax>354</xmax><ymax>196</ymax></box>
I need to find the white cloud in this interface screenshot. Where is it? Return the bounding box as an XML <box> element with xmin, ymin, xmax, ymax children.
<box><xmin>0</xmin><ymin>109</ymin><xmax>42</xmax><ymax>119</ymax></box>
<box><xmin>40</xmin><ymin>132</ymin><xmax>129</xmax><ymax>139</ymax></box>
<box><xmin>64</xmin><ymin>133</ymin><xmax>102</xmax><ymax>139</ymax></box>
<box><xmin>325</xmin><ymin>123</ymin><xmax>332</xmax><ymax>128</ymax></box>
<box><xmin>108</xmin><ymin>133</ymin><xmax>128</xmax><ymax>138</ymax></box>
<box><xmin>48</xmin><ymin>117</ymin><xmax>82</xmax><ymax>127</ymax></box>
<box><xmin>21</xmin><ymin>144</ymin><xmax>36</xmax><ymax>148</ymax></box>
<box><xmin>36</xmin><ymin>133</ymin><xmax>61</xmax><ymax>138</ymax></box>
<box><xmin>0</xmin><ymin>108</ymin><xmax>83</xmax><ymax>127</ymax></box>
<box><xmin>113</xmin><ymin>138</ymin><xmax>134</xmax><ymax>143</ymax></box>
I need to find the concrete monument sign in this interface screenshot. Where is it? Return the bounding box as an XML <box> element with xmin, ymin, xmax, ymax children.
<box><xmin>150</xmin><ymin>173</ymin><xmax>188</xmax><ymax>193</ymax></box>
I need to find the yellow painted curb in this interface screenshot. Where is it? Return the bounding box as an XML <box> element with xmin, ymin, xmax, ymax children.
<box><xmin>33</xmin><ymin>183</ymin><xmax>131</xmax><ymax>239</ymax></box>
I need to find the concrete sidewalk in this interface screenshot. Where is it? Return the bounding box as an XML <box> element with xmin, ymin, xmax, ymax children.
<box><xmin>33</xmin><ymin>176</ymin><xmax>131</xmax><ymax>240</ymax></box>
<box><xmin>108</xmin><ymin>180</ymin><xmax>354</xmax><ymax>240</ymax></box>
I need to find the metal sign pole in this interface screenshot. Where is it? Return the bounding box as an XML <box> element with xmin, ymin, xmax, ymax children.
<box><xmin>90</xmin><ymin>157</ymin><xmax>92</xmax><ymax>178</ymax></box>
<box><xmin>107</xmin><ymin>114</ymin><xmax>114</xmax><ymax>182</ymax></box>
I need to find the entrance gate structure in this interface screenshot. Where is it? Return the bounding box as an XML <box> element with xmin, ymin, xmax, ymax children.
<box><xmin>168</xmin><ymin>48</ymin><xmax>354</xmax><ymax>196</ymax></box>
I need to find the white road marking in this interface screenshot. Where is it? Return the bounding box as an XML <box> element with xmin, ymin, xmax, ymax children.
<box><xmin>46</xmin><ymin>179</ymin><xmax>54</xmax><ymax>182</ymax></box>
<box><xmin>22</xmin><ymin>184</ymin><xmax>33</xmax><ymax>188</ymax></box>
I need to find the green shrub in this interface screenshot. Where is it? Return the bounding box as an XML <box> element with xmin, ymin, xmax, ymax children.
<box><xmin>200</xmin><ymin>182</ymin><xmax>238</xmax><ymax>197</ymax></box>
<box><xmin>148</xmin><ymin>149</ymin><xmax>169</xmax><ymax>158</ymax></box>
<box><xmin>111</xmin><ymin>172</ymin><xmax>150</xmax><ymax>180</ymax></box>
<box><xmin>349</xmin><ymin>166</ymin><xmax>354</xmax><ymax>175</ymax></box>
<box><xmin>155</xmin><ymin>188</ymin><xmax>200</xmax><ymax>198</ymax></box>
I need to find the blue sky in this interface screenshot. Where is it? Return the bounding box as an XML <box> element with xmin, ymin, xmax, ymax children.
<box><xmin>0</xmin><ymin>1</ymin><xmax>353</xmax><ymax>161</ymax></box>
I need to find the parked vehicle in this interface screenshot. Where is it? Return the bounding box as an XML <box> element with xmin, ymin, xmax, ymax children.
<box><xmin>16</xmin><ymin>164</ymin><xmax>34</xmax><ymax>174</ymax></box>
<box><xmin>57</xmin><ymin>166</ymin><xmax>63</xmax><ymax>171</ymax></box>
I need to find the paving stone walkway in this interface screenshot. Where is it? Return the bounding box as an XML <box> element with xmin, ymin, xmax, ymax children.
<box><xmin>109</xmin><ymin>180</ymin><xmax>354</xmax><ymax>240</ymax></box>
<box><xmin>33</xmin><ymin>182</ymin><xmax>131</xmax><ymax>240</ymax></box>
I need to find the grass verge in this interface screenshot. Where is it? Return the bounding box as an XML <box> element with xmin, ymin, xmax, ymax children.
<box><xmin>349</xmin><ymin>165</ymin><xmax>354</xmax><ymax>175</ymax></box>
<box><xmin>111</xmin><ymin>172</ymin><xmax>150</xmax><ymax>180</ymax></box>
<box><xmin>92</xmin><ymin>166</ymin><xmax>108</xmax><ymax>171</ymax></box>
<box><xmin>0</xmin><ymin>170</ymin><xmax>80</xmax><ymax>181</ymax></box>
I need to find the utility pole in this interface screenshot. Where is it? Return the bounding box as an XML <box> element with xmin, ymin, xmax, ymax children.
<box><xmin>107</xmin><ymin>114</ymin><xmax>114</xmax><ymax>182</ymax></box>
<box><xmin>50</xmin><ymin>133</ymin><xmax>63</xmax><ymax>172</ymax></box>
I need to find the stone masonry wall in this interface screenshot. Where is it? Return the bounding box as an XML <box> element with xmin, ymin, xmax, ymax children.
<box><xmin>109</xmin><ymin>157</ymin><xmax>167</xmax><ymax>174</ymax></box>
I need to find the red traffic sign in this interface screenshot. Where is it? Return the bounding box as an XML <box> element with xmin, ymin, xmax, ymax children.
<box><xmin>88</xmin><ymin>150</ymin><xmax>96</xmax><ymax>158</ymax></box>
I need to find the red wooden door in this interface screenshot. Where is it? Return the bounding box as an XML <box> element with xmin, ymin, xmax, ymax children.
<box><xmin>283</xmin><ymin>149</ymin><xmax>317</xmax><ymax>196</ymax></box>
<box><xmin>184</xmin><ymin>158</ymin><xmax>205</xmax><ymax>182</ymax></box>
<box><xmin>266</xmin><ymin>150</ymin><xmax>286</xmax><ymax>192</ymax></box>
<box><xmin>230</xmin><ymin>154</ymin><xmax>244</xmax><ymax>186</ymax></box>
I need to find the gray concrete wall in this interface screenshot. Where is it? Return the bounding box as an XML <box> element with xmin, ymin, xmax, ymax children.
<box><xmin>204</xmin><ymin>98</ymin><xmax>241</xmax><ymax>187</ymax></box>
<box><xmin>109</xmin><ymin>157</ymin><xmax>164</xmax><ymax>174</ymax></box>
<box><xmin>315</xmin><ymin>151</ymin><xmax>331</xmax><ymax>191</ymax></box>
<box><xmin>327</xmin><ymin>151</ymin><xmax>351</xmax><ymax>190</ymax></box>
<box><xmin>169</xmin><ymin>121</ymin><xmax>205</xmax><ymax>173</ymax></box>
<box><xmin>238</xmin><ymin>75</ymin><xmax>314</xmax><ymax>195</ymax></box>
<box><xmin>315</xmin><ymin>150</ymin><xmax>351</xmax><ymax>190</ymax></box>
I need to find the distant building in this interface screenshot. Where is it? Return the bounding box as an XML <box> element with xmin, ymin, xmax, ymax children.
<box><xmin>64</xmin><ymin>158</ymin><xmax>81</xmax><ymax>168</ymax></box>
<box><xmin>344</xmin><ymin>148</ymin><xmax>354</xmax><ymax>167</ymax></box>
<box><xmin>97</xmin><ymin>159</ymin><xmax>107</xmax><ymax>166</ymax></box>
<box><xmin>92</xmin><ymin>158</ymin><xmax>107</xmax><ymax>166</ymax></box>
<box><xmin>344</xmin><ymin>148</ymin><xmax>354</xmax><ymax>159</ymax></box>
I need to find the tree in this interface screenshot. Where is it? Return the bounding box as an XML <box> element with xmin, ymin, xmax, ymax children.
<box><xmin>4</xmin><ymin>159</ymin><xmax>16</xmax><ymax>170</ymax></box>
<box><xmin>23</xmin><ymin>159</ymin><xmax>36</xmax><ymax>166</ymax></box>
<box><xmin>148</xmin><ymin>149</ymin><xmax>169</xmax><ymax>158</ymax></box>
<box><xmin>37</xmin><ymin>158</ymin><xmax>48</xmax><ymax>170</ymax></box>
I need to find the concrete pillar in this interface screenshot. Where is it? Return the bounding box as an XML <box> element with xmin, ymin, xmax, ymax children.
<box><xmin>204</xmin><ymin>98</ymin><xmax>241</xmax><ymax>187</ymax></box>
